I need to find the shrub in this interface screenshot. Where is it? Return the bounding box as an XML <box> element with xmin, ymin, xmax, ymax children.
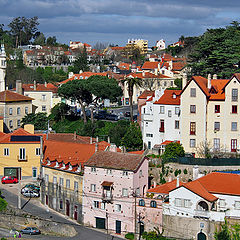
<box><xmin>183</xmin><ymin>169</ymin><xmax>188</xmax><ymax>174</ymax></box>
<box><xmin>125</xmin><ymin>232</ymin><xmax>134</xmax><ymax>239</ymax></box>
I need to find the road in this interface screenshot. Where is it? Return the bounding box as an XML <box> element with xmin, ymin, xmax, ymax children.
<box><xmin>0</xmin><ymin>184</ymin><xmax>122</xmax><ymax>240</ymax></box>
<box><xmin>111</xmin><ymin>104</ymin><xmax>138</xmax><ymax>116</ymax></box>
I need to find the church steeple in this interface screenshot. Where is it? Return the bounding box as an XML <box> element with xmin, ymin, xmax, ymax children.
<box><xmin>0</xmin><ymin>43</ymin><xmax>6</xmax><ymax>92</ymax></box>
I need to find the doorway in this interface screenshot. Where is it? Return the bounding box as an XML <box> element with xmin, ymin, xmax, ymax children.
<box><xmin>74</xmin><ymin>205</ymin><xmax>78</xmax><ymax>220</ymax></box>
<box><xmin>116</xmin><ymin>220</ymin><xmax>121</xmax><ymax>234</ymax></box>
<box><xmin>66</xmin><ymin>200</ymin><xmax>70</xmax><ymax>216</ymax></box>
<box><xmin>197</xmin><ymin>232</ymin><xmax>206</xmax><ymax>240</ymax></box>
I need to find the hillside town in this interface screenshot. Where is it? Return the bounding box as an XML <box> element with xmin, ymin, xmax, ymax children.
<box><xmin>0</xmin><ymin>14</ymin><xmax>240</xmax><ymax>240</ymax></box>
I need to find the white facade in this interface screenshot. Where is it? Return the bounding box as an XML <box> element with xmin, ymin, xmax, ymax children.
<box><xmin>0</xmin><ymin>44</ymin><xmax>6</xmax><ymax>92</ymax></box>
<box><xmin>156</xmin><ymin>39</ymin><xmax>166</xmax><ymax>50</ymax></box>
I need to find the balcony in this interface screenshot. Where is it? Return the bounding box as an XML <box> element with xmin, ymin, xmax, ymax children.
<box><xmin>194</xmin><ymin>210</ymin><xmax>210</xmax><ymax>219</ymax></box>
<box><xmin>17</xmin><ymin>155</ymin><xmax>28</xmax><ymax>162</ymax></box>
<box><xmin>102</xmin><ymin>192</ymin><xmax>113</xmax><ymax>203</ymax></box>
<box><xmin>159</xmin><ymin>127</ymin><xmax>164</xmax><ymax>133</ymax></box>
<box><xmin>142</xmin><ymin>114</ymin><xmax>153</xmax><ymax>121</ymax></box>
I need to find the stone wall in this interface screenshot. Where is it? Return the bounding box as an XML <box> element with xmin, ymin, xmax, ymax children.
<box><xmin>0</xmin><ymin>206</ymin><xmax>77</xmax><ymax>237</ymax></box>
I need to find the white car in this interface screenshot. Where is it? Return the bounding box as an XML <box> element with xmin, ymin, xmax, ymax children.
<box><xmin>22</xmin><ymin>190</ymin><xmax>40</xmax><ymax>198</ymax></box>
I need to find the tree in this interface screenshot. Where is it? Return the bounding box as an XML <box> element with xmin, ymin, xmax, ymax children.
<box><xmin>71</xmin><ymin>48</ymin><xmax>89</xmax><ymax>73</ymax></box>
<box><xmin>21</xmin><ymin>113</ymin><xmax>48</xmax><ymax>130</ymax></box>
<box><xmin>123</xmin><ymin>77</ymin><xmax>142</xmax><ymax>121</ymax></box>
<box><xmin>142</xmin><ymin>230</ymin><xmax>172</xmax><ymax>240</ymax></box>
<box><xmin>0</xmin><ymin>197</ymin><xmax>7</xmax><ymax>212</ymax></box>
<box><xmin>121</xmin><ymin>123</ymin><xmax>143</xmax><ymax>151</ymax></box>
<box><xmin>214</xmin><ymin>220</ymin><xmax>233</xmax><ymax>240</ymax></box>
<box><xmin>33</xmin><ymin>32</ymin><xmax>46</xmax><ymax>45</ymax></box>
<box><xmin>174</xmin><ymin>78</ymin><xmax>182</xmax><ymax>89</ymax></box>
<box><xmin>46</xmin><ymin>36</ymin><xmax>57</xmax><ymax>46</ymax></box>
<box><xmin>58</xmin><ymin>79</ymin><xmax>92</xmax><ymax>124</ymax></box>
<box><xmin>161</xmin><ymin>142</ymin><xmax>185</xmax><ymax>163</ymax></box>
<box><xmin>50</xmin><ymin>103</ymin><xmax>70</xmax><ymax>121</ymax></box>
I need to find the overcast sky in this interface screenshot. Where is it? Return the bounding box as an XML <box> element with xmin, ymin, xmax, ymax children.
<box><xmin>0</xmin><ymin>0</ymin><xmax>240</xmax><ymax>47</ymax></box>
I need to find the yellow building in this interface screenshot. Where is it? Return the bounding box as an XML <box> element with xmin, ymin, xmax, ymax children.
<box><xmin>126</xmin><ymin>39</ymin><xmax>148</xmax><ymax>55</ymax></box>
<box><xmin>0</xmin><ymin>123</ymin><xmax>42</xmax><ymax>180</ymax></box>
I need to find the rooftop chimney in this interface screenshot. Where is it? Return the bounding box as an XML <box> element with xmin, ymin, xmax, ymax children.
<box><xmin>213</xmin><ymin>74</ymin><xmax>217</xmax><ymax>79</ymax></box>
<box><xmin>95</xmin><ymin>143</ymin><xmax>98</xmax><ymax>152</ymax></box>
<box><xmin>109</xmin><ymin>144</ymin><xmax>117</xmax><ymax>152</ymax></box>
<box><xmin>74</xmin><ymin>131</ymin><xmax>76</xmax><ymax>140</ymax></box>
<box><xmin>176</xmin><ymin>176</ymin><xmax>180</xmax><ymax>187</ymax></box>
<box><xmin>34</xmin><ymin>80</ymin><xmax>36</xmax><ymax>91</ymax></box>
<box><xmin>182</xmin><ymin>73</ymin><xmax>187</xmax><ymax>89</ymax></box>
<box><xmin>90</xmin><ymin>137</ymin><xmax>93</xmax><ymax>144</ymax></box>
<box><xmin>16</xmin><ymin>80</ymin><xmax>22</xmax><ymax>95</ymax></box>
<box><xmin>68</xmin><ymin>72</ymin><xmax>74</xmax><ymax>79</ymax></box>
<box><xmin>108</xmin><ymin>136</ymin><xmax>110</xmax><ymax>144</ymax></box>
<box><xmin>44</xmin><ymin>81</ymin><xmax>47</xmax><ymax>87</ymax></box>
<box><xmin>208</xmin><ymin>74</ymin><xmax>211</xmax><ymax>89</ymax></box>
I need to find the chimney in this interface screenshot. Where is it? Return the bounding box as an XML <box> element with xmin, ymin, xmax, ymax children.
<box><xmin>96</xmin><ymin>136</ymin><xmax>99</xmax><ymax>143</ymax></box>
<box><xmin>208</xmin><ymin>74</ymin><xmax>211</xmax><ymax>89</ymax></box>
<box><xmin>108</xmin><ymin>136</ymin><xmax>110</xmax><ymax>144</ymax></box>
<box><xmin>34</xmin><ymin>80</ymin><xmax>36</xmax><ymax>91</ymax></box>
<box><xmin>109</xmin><ymin>144</ymin><xmax>117</xmax><ymax>152</ymax></box>
<box><xmin>16</xmin><ymin>80</ymin><xmax>22</xmax><ymax>95</ymax></box>
<box><xmin>90</xmin><ymin>137</ymin><xmax>93</xmax><ymax>144</ymax></box>
<box><xmin>74</xmin><ymin>131</ymin><xmax>76</xmax><ymax>140</ymax></box>
<box><xmin>182</xmin><ymin>73</ymin><xmax>187</xmax><ymax>89</ymax></box>
<box><xmin>176</xmin><ymin>176</ymin><xmax>180</xmax><ymax>187</ymax></box>
<box><xmin>68</xmin><ymin>72</ymin><xmax>74</xmax><ymax>79</ymax></box>
<box><xmin>44</xmin><ymin>81</ymin><xmax>47</xmax><ymax>87</ymax></box>
<box><xmin>213</xmin><ymin>74</ymin><xmax>217</xmax><ymax>79</ymax></box>
<box><xmin>24</xmin><ymin>124</ymin><xmax>34</xmax><ymax>134</ymax></box>
<box><xmin>142</xmin><ymin>71</ymin><xmax>145</xmax><ymax>77</ymax></box>
<box><xmin>95</xmin><ymin>143</ymin><xmax>98</xmax><ymax>152</ymax></box>
<box><xmin>79</xmin><ymin>70</ymin><xmax>83</xmax><ymax>74</ymax></box>
<box><xmin>193</xmin><ymin>165</ymin><xmax>199</xmax><ymax>180</ymax></box>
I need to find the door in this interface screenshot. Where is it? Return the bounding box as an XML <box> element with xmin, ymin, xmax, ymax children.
<box><xmin>197</xmin><ymin>232</ymin><xmax>206</xmax><ymax>240</ymax></box>
<box><xmin>74</xmin><ymin>205</ymin><xmax>78</xmax><ymax>220</ymax></box>
<box><xmin>96</xmin><ymin>217</ymin><xmax>106</xmax><ymax>229</ymax></box>
<box><xmin>45</xmin><ymin>195</ymin><xmax>48</xmax><ymax>205</ymax></box>
<box><xmin>66</xmin><ymin>200</ymin><xmax>70</xmax><ymax>216</ymax></box>
<box><xmin>116</xmin><ymin>220</ymin><xmax>121</xmax><ymax>234</ymax></box>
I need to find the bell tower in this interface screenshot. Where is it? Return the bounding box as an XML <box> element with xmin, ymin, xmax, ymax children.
<box><xmin>0</xmin><ymin>43</ymin><xmax>6</xmax><ymax>92</ymax></box>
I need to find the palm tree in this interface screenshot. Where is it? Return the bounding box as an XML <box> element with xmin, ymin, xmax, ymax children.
<box><xmin>123</xmin><ymin>77</ymin><xmax>142</xmax><ymax>122</ymax></box>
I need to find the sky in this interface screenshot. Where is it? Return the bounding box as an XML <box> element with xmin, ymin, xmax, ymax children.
<box><xmin>0</xmin><ymin>0</ymin><xmax>240</xmax><ymax>47</ymax></box>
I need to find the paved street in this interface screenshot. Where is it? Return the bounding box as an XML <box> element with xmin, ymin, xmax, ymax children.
<box><xmin>0</xmin><ymin>183</ymin><xmax>122</xmax><ymax>240</ymax></box>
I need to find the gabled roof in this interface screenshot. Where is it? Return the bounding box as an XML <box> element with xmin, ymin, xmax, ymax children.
<box><xmin>127</xmin><ymin>72</ymin><xmax>170</xmax><ymax>79</ymax></box>
<box><xmin>138</xmin><ymin>90</ymin><xmax>155</xmax><ymax>99</ymax></box>
<box><xmin>148</xmin><ymin>179</ymin><xmax>184</xmax><ymax>194</ymax></box>
<box><xmin>142</xmin><ymin>61</ymin><xmax>159</xmax><ymax>70</ymax></box>
<box><xmin>0</xmin><ymin>90</ymin><xmax>33</xmax><ymax>102</ymax></box>
<box><xmin>154</xmin><ymin>89</ymin><xmax>181</xmax><ymax>105</ymax></box>
<box><xmin>209</xmin><ymin>79</ymin><xmax>229</xmax><ymax>100</ymax></box>
<box><xmin>22</xmin><ymin>83</ymin><xmax>58</xmax><ymax>93</ymax></box>
<box><xmin>172</xmin><ymin>62</ymin><xmax>185</xmax><ymax>71</ymax></box>
<box><xmin>85</xmin><ymin>151</ymin><xmax>145</xmax><ymax>172</ymax></box>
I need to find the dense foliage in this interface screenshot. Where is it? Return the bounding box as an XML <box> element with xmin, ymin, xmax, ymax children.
<box><xmin>214</xmin><ymin>220</ymin><xmax>240</xmax><ymax>240</ymax></box>
<box><xmin>161</xmin><ymin>142</ymin><xmax>185</xmax><ymax>163</ymax></box>
<box><xmin>21</xmin><ymin>112</ymin><xmax>48</xmax><ymax>130</ymax></box>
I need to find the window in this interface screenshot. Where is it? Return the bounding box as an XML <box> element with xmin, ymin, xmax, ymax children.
<box><xmin>25</xmin><ymin>107</ymin><xmax>28</xmax><ymax>114</ymax></box>
<box><xmin>32</xmin><ymin>168</ymin><xmax>37</xmax><ymax>178</ymax></box>
<box><xmin>139</xmin><ymin>170</ymin><xmax>143</xmax><ymax>177</ymax></box>
<box><xmin>160</xmin><ymin>106</ymin><xmax>165</xmax><ymax>114</ymax></box>
<box><xmin>17</xmin><ymin>107</ymin><xmax>21</xmax><ymax>115</ymax></box>
<box><xmin>66</xmin><ymin>179</ymin><xmax>70</xmax><ymax>188</ymax></box>
<box><xmin>9</xmin><ymin>108</ymin><xmax>12</xmax><ymax>115</ymax></box>
<box><xmin>146</xmin><ymin>133</ymin><xmax>153</xmax><ymax>137</ymax></box>
<box><xmin>175</xmin><ymin>107</ymin><xmax>180</xmax><ymax>115</ymax></box>
<box><xmin>53</xmin><ymin>176</ymin><xmax>57</xmax><ymax>184</ymax></box>
<box><xmin>168</xmin><ymin>110</ymin><xmax>172</xmax><ymax>117</ymax></box>
<box><xmin>123</xmin><ymin>171</ymin><xmax>128</xmax><ymax>176</ymax></box>
<box><xmin>9</xmin><ymin>120</ymin><xmax>13</xmax><ymax>128</ymax></box>
<box><xmin>106</xmin><ymin>169</ymin><xmax>112</xmax><ymax>175</ymax></box>
<box><xmin>59</xmin><ymin>178</ymin><xmax>64</xmax><ymax>186</ymax></box>
<box><xmin>36</xmin><ymin>148</ymin><xmax>41</xmax><ymax>156</ymax></box>
<box><xmin>60</xmin><ymin>200</ymin><xmax>63</xmax><ymax>209</ymax></box>
<box><xmin>42</xmin><ymin>94</ymin><xmax>46</xmax><ymax>101</ymax></box>
<box><xmin>190</xmin><ymin>122</ymin><xmax>196</xmax><ymax>135</ymax></box>
<box><xmin>232</xmin><ymin>122</ymin><xmax>237</xmax><ymax>131</ymax></box>
<box><xmin>91</xmin><ymin>167</ymin><xmax>96</xmax><ymax>173</ymax></box>
<box><xmin>235</xmin><ymin>201</ymin><xmax>240</xmax><ymax>210</ymax></box>
<box><xmin>139</xmin><ymin>199</ymin><xmax>145</xmax><ymax>206</ymax></box>
<box><xmin>4</xmin><ymin>148</ymin><xmax>9</xmax><ymax>156</ymax></box>
<box><xmin>17</xmin><ymin>120</ymin><xmax>21</xmax><ymax>127</ymax></box>
<box><xmin>184</xmin><ymin>199</ymin><xmax>191</xmax><ymax>208</ymax></box>
<box><xmin>219</xmin><ymin>199</ymin><xmax>226</xmax><ymax>208</ymax></box>
<box><xmin>74</xmin><ymin>181</ymin><xmax>78</xmax><ymax>192</ymax></box>
<box><xmin>232</xmin><ymin>89</ymin><xmax>238</xmax><ymax>101</ymax></box>
<box><xmin>215</xmin><ymin>105</ymin><xmax>220</xmax><ymax>113</ymax></box>
<box><xmin>190</xmin><ymin>105</ymin><xmax>196</xmax><ymax>113</ymax></box>
<box><xmin>214</xmin><ymin>138</ymin><xmax>220</xmax><ymax>150</ymax></box>
<box><xmin>19</xmin><ymin>148</ymin><xmax>25</xmax><ymax>160</ymax></box>
<box><xmin>214</xmin><ymin>122</ymin><xmax>220</xmax><ymax>131</ymax></box>
<box><xmin>136</xmin><ymin>188</ymin><xmax>140</xmax><ymax>196</ymax></box>
<box><xmin>101</xmin><ymin>202</ymin><xmax>106</xmax><ymax>210</ymax></box>
<box><xmin>93</xmin><ymin>201</ymin><xmax>99</xmax><ymax>208</ymax></box>
<box><xmin>175</xmin><ymin>198</ymin><xmax>182</xmax><ymax>207</ymax></box>
<box><xmin>231</xmin><ymin>139</ymin><xmax>237</xmax><ymax>152</ymax></box>
<box><xmin>115</xmin><ymin>204</ymin><xmax>121</xmax><ymax>212</ymax></box>
<box><xmin>148</xmin><ymin>141</ymin><xmax>151</xmax><ymax>149</ymax></box>
<box><xmin>190</xmin><ymin>139</ymin><xmax>196</xmax><ymax>148</ymax></box>
<box><xmin>122</xmin><ymin>188</ymin><xmax>128</xmax><ymax>197</ymax></box>
<box><xmin>45</xmin><ymin>174</ymin><xmax>49</xmax><ymax>183</ymax></box>
<box><xmin>150</xmin><ymin>200</ymin><xmax>157</xmax><ymax>208</ymax></box>
<box><xmin>91</xmin><ymin>184</ymin><xmax>96</xmax><ymax>192</ymax></box>
<box><xmin>159</xmin><ymin>120</ymin><xmax>164</xmax><ymax>132</ymax></box>
<box><xmin>232</xmin><ymin>105</ymin><xmax>237</xmax><ymax>114</ymax></box>
<box><xmin>175</xmin><ymin>120</ymin><xmax>180</xmax><ymax>129</ymax></box>
<box><xmin>190</xmin><ymin>88</ymin><xmax>196</xmax><ymax>97</ymax></box>
<box><xmin>42</xmin><ymin>105</ymin><xmax>46</xmax><ymax>111</ymax></box>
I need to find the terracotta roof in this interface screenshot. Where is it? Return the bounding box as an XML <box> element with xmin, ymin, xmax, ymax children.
<box><xmin>142</xmin><ymin>61</ymin><xmax>159</xmax><ymax>69</ymax></box>
<box><xmin>128</xmin><ymin>150</ymin><xmax>145</xmax><ymax>155</ymax></box>
<box><xmin>148</xmin><ymin>180</ymin><xmax>184</xmax><ymax>194</ymax></box>
<box><xmin>154</xmin><ymin>89</ymin><xmax>181</xmax><ymax>105</ymax></box>
<box><xmin>172</xmin><ymin>62</ymin><xmax>185</xmax><ymax>71</ymax></box>
<box><xmin>138</xmin><ymin>90</ymin><xmax>155</xmax><ymax>99</ymax></box>
<box><xmin>161</xmin><ymin>140</ymin><xmax>180</xmax><ymax>145</ymax></box>
<box><xmin>111</xmin><ymin>47</ymin><xmax>125</xmax><ymax>51</ymax></box>
<box><xmin>127</xmin><ymin>72</ymin><xmax>170</xmax><ymax>79</ymax></box>
<box><xmin>101</xmin><ymin>181</ymin><xmax>113</xmax><ymax>186</ymax></box>
<box><xmin>60</xmin><ymin>72</ymin><xmax>107</xmax><ymax>84</ymax></box>
<box><xmin>209</xmin><ymin>79</ymin><xmax>229</xmax><ymax>100</ymax></box>
<box><xmin>0</xmin><ymin>90</ymin><xmax>33</xmax><ymax>102</ymax></box>
<box><xmin>22</xmin><ymin>83</ymin><xmax>58</xmax><ymax>93</ymax></box>
<box><xmin>85</xmin><ymin>151</ymin><xmax>146</xmax><ymax>172</ymax></box>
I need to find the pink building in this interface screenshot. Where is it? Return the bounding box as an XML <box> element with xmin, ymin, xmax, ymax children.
<box><xmin>83</xmin><ymin>151</ymin><xmax>148</xmax><ymax>237</ymax></box>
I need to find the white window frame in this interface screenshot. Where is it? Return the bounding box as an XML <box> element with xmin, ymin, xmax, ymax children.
<box><xmin>17</xmin><ymin>107</ymin><xmax>21</xmax><ymax>115</ymax></box>
<box><xmin>25</xmin><ymin>107</ymin><xmax>28</xmax><ymax>114</ymax></box>
<box><xmin>122</xmin><ymin>188</ymin><xmax>128</xmax><ymax>197</ymax></box>
<box><xmin>91</xmin><ymin>184</ymin><xmax>96</xmax><ymax>192</ymax></box>
<box><xmin>231</xmin><ymin>122</ymin><xmax>237</xmax><ymax>131</ymax></box>
<box><xmin>160</xmin><ymin>106</ymin><xmax>165</xmax><ymax>114</ymax></box>
<box><xmin>115</xmin><ymin>204</ymin><xmax>121</xmax><ymax>212</ymax></box>
<box><xmin>91</xmin><ymin>167</ymin><xmax>96</xmax><ymax>173</ymax></box>
<box><xmin>59</xmin><ymin>177</ymin><xmax>64</xmax><ymax>186</ymax></box>
<box><xmin>66</xmin><ymin>179</ymin><xmax>70</xmax><ymax>188</ymax></box>
<box><xmin>190</xmin><ymin>139</ymin><xmax>196</xmax><ymax>148</ymax></box>
<box><xmin>4</xmin><ymin>148</ymin><xmax>9</xmax><ymax>156</ymax></box>
<box><xmin>9</xmin><ymin>108</ymin><xmax>13</xmax><ymax>115</ymax></box>
<box><xmin>175</xmin><ymin>107</ymin><xmax>180</xmax><ymax>115</ymax></box>
<box><xmin>36</xmin><ymin>148</ymin><xmax>41</xmax><ymax>156</ymax></box>
<box><xmin>74</xmin><ymin>181</ymin><xmax>78</xmax><ymax>192</ymax></box>
<box><xmin>32</xmin><ymin>167</ymin><xmax>37</xmax><ymax>178</ymax></box>
<box><xmin>123</xmin><ymin>171</ymin><xmax>128</xmax><ymax>176</ymax></box>
<box><xmin>19</xmin><ymin>148</ymin><xmax>26</xmax><ymax>160</ymax></box>
<box><xmin>190</xmin><ymin>88</ymin><xmax>196</xmax><ymax>97</ymax></box>
<box><xmin>42</xmin><ymin>105</ymin><xmax>46</xmax><ymax>112</ymax></box>
<box><xmin>168</xmin><ymin>110</ymin><xmax>172</xmax><ymax>117</ymax></box>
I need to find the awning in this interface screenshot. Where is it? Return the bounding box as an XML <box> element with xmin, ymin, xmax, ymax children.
<box><xmin>101</xmin><ymin>181</ymin><xmax>113</xmax><ymax>187</ymax></box>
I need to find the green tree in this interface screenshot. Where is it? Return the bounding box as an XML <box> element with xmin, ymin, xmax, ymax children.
<box><xmin>121</xmin><ymin>122</ymin><xmax>143</xmax><ymax>151</ymax></box>
<box><xmin>58</xmin><ymin>79</ymin><xmax>92</xmax><ymax>124</ymax></box>
<box><xmin>0</xmin><ymin>197</ymin><xmax>7</xmax><ymax>212</ymax></box>
<box><xmin>174</xmin><ymin>78</ymin><xmax>182</xmax><ymax>89</ymax></box>
<box><xmin>46</xmin><ymin>36</ymin><xmax>57</xmax><ymax>46</ymax></box>
<box><xmin>214</xmin><ymin>220</ymin><xmax>232</xmax><ymax>240</ymax></box>
<box><xmin>50</xmin><ymin>102</ymin><xmax>70</xmax><ymax>121</ymax></box>
<box><xmin>142</xmin><ymin>230</ymin><xmax>172</xmax><ymax>240</ymax></box>
<box><xmin>161</xmin><ymin>142</ymin><xmax>185</xmax><ymax>163</ymax></box>
<box><xmin>123</xmin><ymin>77</ymin><xmax>142</xmax><ymax>121</ymax></box>
<box><xmin>21</xmin><ymin>112</ymin><xmax>48</xmax><ymax>130</ymax></box>
<box><xmin>71</xmin><ymin>48</ymin><xmax>89</xmax><ymax>73</ymax></box>
<box><xmin>33</xmin><ymin>32</ymin><xmax>46</xmax><ymax>45</ymax></box>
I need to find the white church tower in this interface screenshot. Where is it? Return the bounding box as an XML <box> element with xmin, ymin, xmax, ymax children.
<box><xmin>0</xmin><ymin>43</ymin><xmax>6</xmax><ymax>92</ymax></box>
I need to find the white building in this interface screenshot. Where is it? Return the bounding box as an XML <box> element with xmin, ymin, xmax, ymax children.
<box><xmin>156</xmin><ymin>39</ymin><xmax>166</xmax><ymax>50</ymax></box>
<box><xmin>163</xmin><ymin>172</ymin><xmax>240</xmax><ymax>239</ymax></box>
<box><xmin>141</xmin><ymin>89</ymin><xmax>181</xmax><ymax>151</ymax></box>
<box><xmin>0</xmin><ymin>44</ymin><xmax>6</xmax><ymax>92</ymax></box>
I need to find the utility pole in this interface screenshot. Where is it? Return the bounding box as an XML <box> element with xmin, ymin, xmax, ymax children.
<box><xmin>18</xmin><ymin>181</ymin><xmax>21</xmax><ymax>209</ymax></box>
<box><xmin>106</xmin><ymin>211</ymin><xmax>109</xmax><ymax>239</ymax></box>
<box><xmin>132</xmin><ymin>190</ymin><xmax>137</xmax><ymax>239</ymax></box>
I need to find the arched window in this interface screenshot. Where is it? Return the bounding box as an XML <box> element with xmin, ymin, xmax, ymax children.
<box><xmin>139</xmin><ymin>199</ymin><xmax>145</xmax><ymax>206</ymax></box>
<box><xmin>150</xmin><ymin>200</ymin><xmax>157</xmax><ymax>208</ymax></box>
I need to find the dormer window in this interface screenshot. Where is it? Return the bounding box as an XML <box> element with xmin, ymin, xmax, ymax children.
<box><xmin>68</xmin><ymin>164</ymin><xmax>72</xmax><ymax>171</ymax></box>
<box><xmin>91</xmin><ymin>167</ymin><xmax>96</xmax><ymax>173</ymax></box>
<box><xmin>172</xmin><ymin>94</ymin><xmax>176</xmax><ymax>99</ymax></box>
<box><xmin>123</xmin><ymin>171</ymin><xmax>128</xmax><ymax>176</ymax></box>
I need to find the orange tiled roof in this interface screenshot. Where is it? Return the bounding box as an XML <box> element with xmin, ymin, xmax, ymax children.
<box><xmin>128</xmin><ymin>150</ymin><xmax>144</xmax><ymax>155</ymax></box>
<box><xmin>161</xmin><ymin>140</ymin><xmax>180</xmax><ymax>145</ymax></box>
<box><xmin>127</xmin><ymin>72</ymin><xmax>170</xmax><ymax>79</ymax></box>
<box><xmin>22</xmin><ymin>83</ymin><xmax>58</xmax><ymax>93</ymax></box>
<box><xmin>142</xmin><ymin>61</ymin><xmax>159</xmax><ymax>69</ymax></box>
<box><xmin>209</xmin><ymin>79</ymin><xmax>229</xmax><ymax>100</ymax></box>
<box><xmin>148</xmin><ymin>179</ymin><xmax>184</xmax><ymax>194</ymax></box>
<box><xmin>0</xmin><ymin>90</ymin><xmax>33</xmax><ymax>102</ymax></box>
<box><xmin>154</xmin><ymin>90</ymin><xmax>181</xmax><ymax>105</ymax></box>
<box><xmin>172</xmin><ymin>62</ymin><xmax>185</xmax><ymax>71</ymax></box>
<box><xmin>60</xmin><ymin>72</ymin><xmax>107</xmax><ymax>84</ymax></box>
<box><xmin>138</xmin><ymin>90</ymin><xmax>155</xmax><ymax>99</ymax></box>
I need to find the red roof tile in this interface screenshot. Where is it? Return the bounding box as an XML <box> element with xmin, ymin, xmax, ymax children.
<box><xmin>154</xmin><ymin>90</ymin><xmax>181</xmax><ymax>105</ymax></box>
<box><xmin>148</xmin><ymin>180</ymin><xmax>183</xmax><ymax>194</ymax></box>
<box><xmin>138</xmin><ymin>90</ymin><xmax>155</xmax><ymax>99</ymax></box>
<box><xmin>0</xmin><ymin>90</ymin><xmax>33</xmax><ymax>102</ymax></box>
<box><xmin>128</xmin><ymin>150</ymin><xmax>145</xmax><ymax>155</ymax></box>
<box><xmin>142</xmin><ymin>61</ymin><xmax>159</xmax><ymax>69</ymax></box>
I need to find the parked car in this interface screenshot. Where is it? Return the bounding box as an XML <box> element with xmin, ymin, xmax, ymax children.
<box><xmin>21</xmin><ymin>227</ymin><xmax>41</xmax><ymax>235</ymax></box>
<box><xmin>22</xmin><ymin>190</ymin><xmax>40</xmax><ymax>198</ymax></box>
<box><xmin>21</xmin><ymin>184</ymin><xmax>40</xmax><ymax>193</ymax></box>
<box><xmin>105</xmin><ymin>113</ymin><xmax>119</xmax><ymax>121</ymax></box>
<box><xmin>124</xmin><ymin>111</ymin><xmax>131</xmax><ymax>117</ymax></box>
<box><xmin>1</xmin><ymin>176</ymin><xmax>18</xmax><ymax>184</ymax></box>
<box><xmin>95</xmin><ymin>110</ymin><xmax>108</xmax><ymax>120</ymax></box>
